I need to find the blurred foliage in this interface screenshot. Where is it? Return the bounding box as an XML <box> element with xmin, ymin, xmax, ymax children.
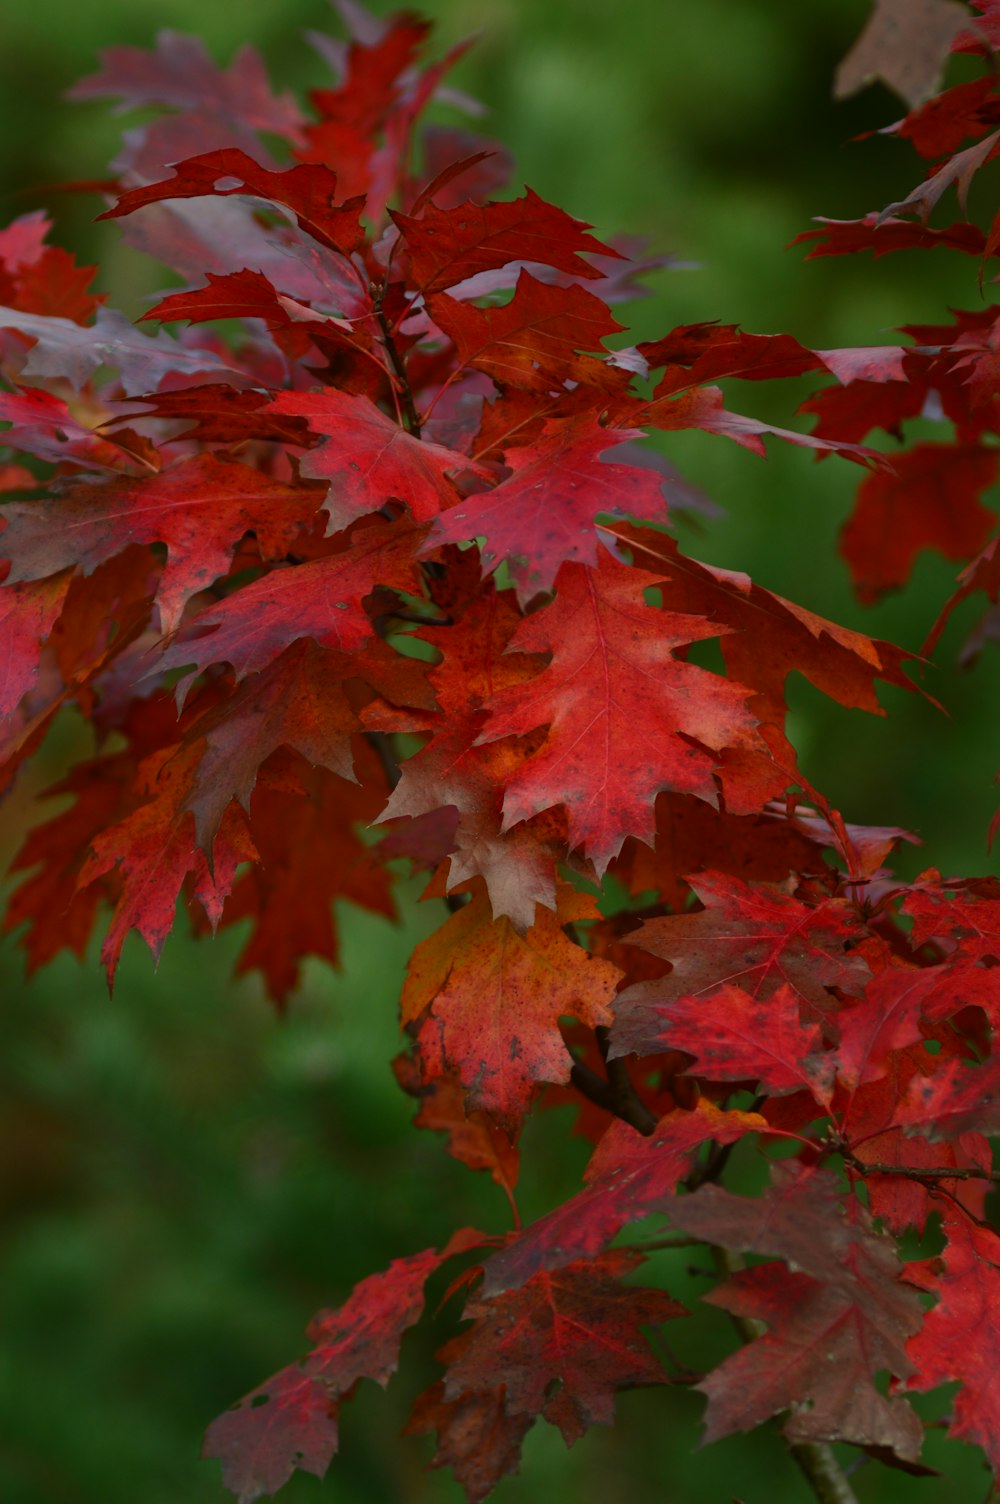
<box><xmin>0</xmin><ymin>1</ymin><xmax>997</xmax><ymax>1502</ymax></box>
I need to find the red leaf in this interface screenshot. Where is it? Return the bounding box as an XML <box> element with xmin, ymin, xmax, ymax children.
<box><xmin>651</xmin><ymin>981</ymin><xmax>835</xmax><ymax>1103</ymax></box>
<box><xmin>427</xmin><ymin>270</ymin><xmax>623</xmax><ymax>393</ymax></box>
<box><xmin>610</xmin><ymin>871</ymin><xmax>870</xmax><ymax>1058</ymax></box>
<box><xmin>670</xmin><ymin>1163</ymin><xmax>924</xmax><ymax>1460</ymax></box>
<box><xmin>100</xmin><ymin>148</ymin><xmax>366</xmax><ymax>258</ymax></box>
<box><xmin>270</xmin><ymin>388</ymin><xmax>490</xmax><ymax>529</ymax></box>
<box><xmin>440</xmin><ymin>1251</ymin><xmax>679</xmax><ymax>1446</ymax></box>
<box><xmin>481</xmin><ymin>1101</ymin><xmax>765</xmax><ymax>1295</ymax></box>
<box><xmin>69</xmin><ymin>31</ymin><xmax>305</xmax><ymax>142</ymax></box>
<box><xmin>405</xmin><ymin>1382</ymin><xmax>531</xmax><ymax>1504</ymax></box>
<box><xmin>400</xmin><ymin>881</ymin><xmax>621</xmax><ymax>1130</ymax></box>
<box><xmin>393</xmin><ymin>188</ymin><xmax>619</xmax><ymax>295</ymax></box>
<box><xmin>214</xmin><ymin>750</ymin><xmax>395</xmax><ymax>1004</ymax></box>
<box><xmin>640</xmin><ymin>382</ymin><xmax>880</xmax><ymax>466</ymax></box>
<box><xmin>897</xmin><ymin>1054</ymin><xmax>1000</xmax><ymax>1138</ymax></box>
<box><xmin>158</xmin><ymin>517</ymin><xmax>424</xmax><ymax>681</ymax></box>
<box><xmin>793</xmin><ymin>214</ymin><xmax>988</xmax><ymax>260</ymax></box>
<box><xmin>429</xmin><ymin>414</ymin><xmax>669</xmax><ymax>600</ymax></box>
<box><xmin>480</xmin><ymin>552</ymin><xmax>767</xmax><ymax>874</ymax></box>
<box><xmin>1</xmin><ymin>456</ymin><xmax>325</xmax><ymax>633</ymax></box>
<box><xmin>903</xmin><ymin>1217</ymin><xmax>1000</xmax><ymax>1471</ymax></box>
<box><xmin>0</xmin><ymin>304</ymin><xmax>243</xmax><ymax>395</ymax></box>
<box><xmin>0</xmin><ymin>572</ymin><xmax>71</xmax><ymax>717</ymax></box>
<box><xmin>841</xmin><ymin>443</ymin><xmax>998</xmax><ymax>602</ymax></box>
<box><xmin>77</xmin><ymin>739</ymin><xmax>258</xmax><ymax>987</ymax></box>
<box><xmin>203</xmin><ymin>1247</ymin><xmax>448</xmax><ymax>1503</ymax></box>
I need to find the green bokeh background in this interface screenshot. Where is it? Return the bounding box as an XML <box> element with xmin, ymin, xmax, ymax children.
<box><xmin>1</xmin><ymin>2</ymin><xmax>997</xmax><ymax>1502</ymax></box>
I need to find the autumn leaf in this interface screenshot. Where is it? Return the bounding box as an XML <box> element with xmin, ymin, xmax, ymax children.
<box><xmin>479</xmin><ymin>553</ymin><xmax>768</xmax><ymax>874</ymax></box>
<box><xmin>903</xmin><ymin>1217</ymin><xmax>1000</xmax><ymax>1471</ymax></box>
<box><xmin>1</xmin><ymin>455</ymin><xmax>326</xmax><ymax>633</ymax></box>
<box><xmin>429</xmin><ymin>413</ymin><xmax>670</xmax><ymax>600</ymax></box>
<box><xmin>400</xmin><ymin>881</ymin><xmax>621</xmax><ymax>1129</ymax></box>
<box><xmin>440</xmin><ymin>1251</ymin><xmax>679</xmax><ymax>1445</ymax></box>
<box><xmin>610</xmin><ymin>870</ymin><xmax>870</xmax><ymax>1058</ymax></box>
<box><xmin>841</xmin><ymin>444</ymin><xmax>998</xmax><ymax>602</ymax></box>
<box><xmin>393</xmin><ymin>188</ymin><xmax>618</xmax><ymax>295</ymax></box>
<box><xmin>669</xmin><ymin>1163</ymin><xmax>924</xmax><ymax>1461</ymax></box>
<box><xmin>481</xmin><ymin>1101</ymin><xmax>765</xmax><ymax>1295</ymax></box>
<box><xmin>100</xmin><ymin>147</ymin><xmax>366</xmax><ymax>257</ymax></box>
<box><xmin>203</xmin><ymin>1248</ymin><xmax>449</xmax><ymax>1503</ymax></box>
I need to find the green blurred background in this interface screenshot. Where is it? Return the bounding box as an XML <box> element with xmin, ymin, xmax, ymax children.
<box><xmin>1</xmin><ymin>2</ymin><xmax>997</xmax><ymax>1501</ymax></box>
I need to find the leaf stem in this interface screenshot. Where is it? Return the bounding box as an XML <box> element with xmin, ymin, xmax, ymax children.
<box><xmin>372</xmin><ymin>282</ymin><xmax>422</xmax><ymax>437</ymax></box>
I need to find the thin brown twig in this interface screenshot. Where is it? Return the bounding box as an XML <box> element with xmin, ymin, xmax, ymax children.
<box><xmin>845</xmin><ymin>1154</ymin><xmax>1000</xmax><ymax>1185</ymax></box>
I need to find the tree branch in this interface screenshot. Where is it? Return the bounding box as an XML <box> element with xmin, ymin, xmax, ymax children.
<box><xmin>846</xmin><ymin>1154</ymin><xmax>1000</xmax><ymax>1185</ymax></box>
<box><xmin>569</xmin><ymin>1057</ymin><xmax>658</xmax><ymax>1136</ymax></box>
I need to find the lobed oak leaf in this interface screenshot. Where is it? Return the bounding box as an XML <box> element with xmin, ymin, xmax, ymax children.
<box><xmin>833</xmin><ymin>966</ymin><xmax>967</xmax><ymax>1089</ymax></box>
<box><xmin>926</xmin><ymin>538</ymin><xmax>992</xmax><ymax>655</ymax></box>
<box><xmin>440</xmin><ymin>1250</ymin><xmax>679</xmax><ymax>1446</ymax></box>
<box><xmin>203</xmin><ymin>1246</ymin><xmax>449</xmax><ymax>1504</ymax></box>
<box><xmin>0</xmin><ymin>385</ymin><xmax>142</xmax><ymax>472</ymax></box>
<box><xmin>0</xmin><ymin>572</ymin><xmax>72</xmax><ymax>718</ymax></box>
<box><xmin>429</xmin><ymin>413</ymin><xmax>670</xmax><ymax>600</ymax></box>
<box><xmin>896</xmin><ymin>1053</ymin><xmax>1000</xmax><ymax>1138</ymax></box>
<box><xmin>877</xmin><ymin>129</ymin><xmax>1000</xmax><ymax>224</ymax></box>
<box><xmin>2</xmin><ymin>757</ymin><xmax>132</xmax><ymax>972</ymax></box>
<box><xmin>141</xmin><ymin>268</ymin><xmax>302</xmax><ymax>331</ymax></box>
<box><xmin>177</xmin><ymin>639</ymin><xmax>397</xmax><ymax>852</ymax></box>
<box><xmin>891</xmin><ymin>76</ymin><xmax>1000</xmax><ymax>159</ymax></box>
<box><xmin>212</xmin><ymin>748</ymin><xmax>395</xmax><ymax>1004</ymax></box>
<box><xmin>701</xmin><ymin>1265</ymin><xmax>924</xmax><ymax>1459</ymax></box>
<box><xmin>638</xmin><ymin>382</ymin><xmax>881</xmax><ymax>466</ymax></box>
<box><xmin>606</xmin><ymin>523</ymin><xmax>921</xmax><ymax>765</ymax></box>
<box><xmin>376</xmin><ymin>718</ymin><xmax>561</xmax><ymax>930</ymax></box>
<box><xmin>1</xmin><ymin>455</ymin><xmax>326</xmax><ymax>634</ymax></box>
<box><xmin>834</xmin><ymin>0</ymin><xmax>969</xmax><ymax>108</ymax></box>
<box><xmin>270</xmin><ymin>387</ymin><xmax>491</xmax><ymax>529</ymax></box>
<box><xmin>0</xmin><ymin>304</ymin><xmax>244</xmax><ymax>396</ymax></box>
<box><xmin>404</xmin><ymin>1382</ymin><xmax>531</xmax><ymax>1504</ymax></box>
<box><xmin>0</xmin><ymin>210</ymin><xmax>50</xmax><ymax>271</ymax></box>
<box><xmin>479</xmin><ymin>552</ymin><xmax>768</xmax><ymax>875</ymax></box>
<box><xmin>100</xmin><ymin>148</ymin><xmax>366</xmax><ymax>259</ymax></box>
<box><xmin>840</xmin><ymin>443</ymin><xmax>998</xmax><ymax>602</ymax></box>
<box><xmin>76</xmin><ymin>739</ymin><xmax>258</xmax><ymax>987</ymax></box>
<box><xmin>610</xmin><ymin>870</ymin><xmax>870</xmax><ymax>1059</ymax></box>
<box><xmin>400</xmin><ymin>881</ymin><xmax>621</xmax><ymax>1130</ymax></box>
<box><xmin>839</xmin><ymin>1034</ymin><xmax>992</xmax><ymax>1233</ymax></box>
<box><xmin>392</xmin><ymin>188</ymin><xmax>619</xmax><ymax>295</ymax></box>
<box><xmin>427</xmin><ymin>270</ymin><xmax>624</xmax><ymax>394</ymax></box>
<box><xmin>669</xmin><ymin>1163</ymin><xmax>924</xmax><ymax>1461</ymax></box>
<box><xmin>393</xmin><ymin>1053</ymin><xmax>520</xmax><ymax>1202</ymax></box>
<box><xmin>610</xmin><ymin>794</ymin><xmax>826</xmax><ymax>910</ymax></box>
<box><xmin>651</xmin><ymin>981</ymin><xmax>835</xmax><ymax>1103</ymax></box>
<box><xmin>637</xmin><ymin>322</ymin><xmax>825</xmax><ymax>387</ymax></box>
<box><xmin>373</xmin><ymin>584</ymin><xmax>560</xmax><ymax>927</ymax></box>
<box><xmin>903</xmin><ymin>875</ymin><xmax>1000</xmax><ymax>964</ymax></box>
<box><xmin>481</xmin><ymin>1100</ymin><xmax>765</xmax><ymax>1296</ymax></box>
<box><xmin>792</xmin><ymin>214</ymin><xmax>988</xmax><ymax>260</ymax></box>
<box><xmin>68</xmin><ymin>30</ymin><xmax>305</xmax><ymax>142</ymax></box>
<box><xmin>902</xmin><ymin>1217</ymin><xmax>1000</xmax><ymax>1471</ymax></box>
<box><xmin>799</xmin><ymin>375</ymin><xmax>925</xmax><ymax>446</ymax></box>
<box><xmin>156</xmin><ymin>516</ymin><xmax>425</xmax><ymax>682</ymax></box>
